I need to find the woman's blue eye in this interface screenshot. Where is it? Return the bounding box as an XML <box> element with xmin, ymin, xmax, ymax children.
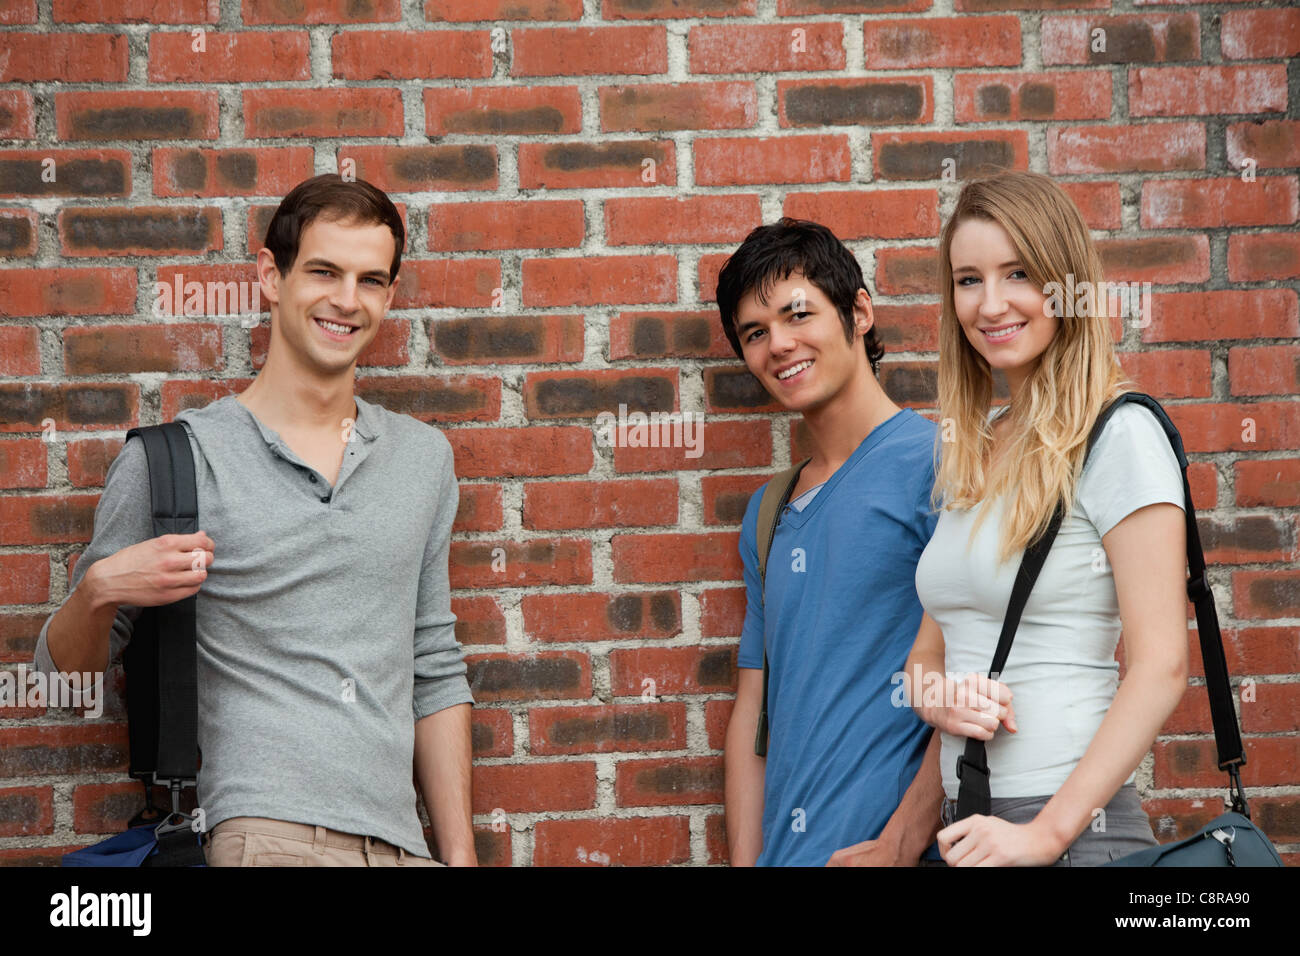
<box><xmin>956</xmin><ymin>276</ymin><xmax>979</xmax><ymax>286</ymax></box>
<box><xmin>1009</xmin><ymin>269</ymin><xmax>1028</xmax><ymax>280</ymax></box>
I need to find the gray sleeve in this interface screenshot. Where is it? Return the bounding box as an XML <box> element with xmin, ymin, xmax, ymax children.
<box><xmin>33</xmin><ymin>436</ymin><xmax>152</xmax><ymax>703</ymax></box>
<box><xmin>411</xmin><ymin>430</ymin><xmax>473</xmax><ymax>720</ymax></box>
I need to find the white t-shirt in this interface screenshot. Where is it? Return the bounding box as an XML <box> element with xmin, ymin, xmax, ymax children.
<box><xmin>915</xmin><ymin>402</ymin><xmax>1186</xmax><ymax>798</ymax></box>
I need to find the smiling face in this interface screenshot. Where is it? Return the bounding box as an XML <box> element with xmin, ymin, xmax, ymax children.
<box><xmin>734</xmin><ymin>272</ymin><xmax>873</xmax><ymax>414</ymax></box>
<box><xmin>257</xmin><ymin>215</ymin><xmax>399</xmax><ymax>379</ymax></box>
<box><xmin>948</xmin><ymin>217</ymin><xmax>1059</xmax><ymax>398</ymax></box>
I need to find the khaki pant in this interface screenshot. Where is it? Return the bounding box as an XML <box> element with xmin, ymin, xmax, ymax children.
<box><xmin>202</xmin><ymin>816</ymin><xmax>444</xmax><ymax>867</ymax></box>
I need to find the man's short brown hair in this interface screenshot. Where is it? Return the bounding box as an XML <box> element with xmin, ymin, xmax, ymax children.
<box><xmin>264</xmin><ymin>174</ymin><xmax>405</xmax><ymax>281</ymax></box>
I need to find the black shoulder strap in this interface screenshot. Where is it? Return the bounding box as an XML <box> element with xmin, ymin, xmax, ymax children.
<box><xmin>955</xmin><ymin>392</ymin><xmax>1249</xmax><ymax>820</ymax></box>
<box><xmin>122</xmin><ymin>423</ymin><xmax>200</xmax><ymax>786</ymax></box>
<box><xmin>753</xmin><ymin>458</ymin><xmax>811</xmax><ymax>757</ymax></box>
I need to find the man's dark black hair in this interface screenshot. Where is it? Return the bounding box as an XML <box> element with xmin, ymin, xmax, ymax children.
<box><xmin>264</xmin><ymin>173</ymin><xmax>405</xmax><ymax>282</ymax></box>
<box><xmin>715</xmin><ymin>217</ymin><xmax>884</xmax><ymax>373</ymax></box>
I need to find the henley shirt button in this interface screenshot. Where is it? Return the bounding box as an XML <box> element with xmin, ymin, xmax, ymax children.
<box><xmin>309</xmin><ymin>474</ymin><xmax>318</xmax><ymax>483</ymax></box>
<box><xmin>320</xmin><ymin>495</ymin><xmax>330</xmax><ymax>504</ymax></box>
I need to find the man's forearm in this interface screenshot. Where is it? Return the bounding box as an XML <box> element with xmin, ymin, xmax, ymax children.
<box><xmin>414</xmin><ymin>702</ymin><xmax>476</xmax><ymax>865</ymax></box>
<box><xmin>878</xmin><ymin>730</ymin><xmax>943</xmax><ymax>862</ymax></box>
<box><xmin>44</xmin><ymin>565</ymin><xmax>116</xmax><ymax>680</ymax></box>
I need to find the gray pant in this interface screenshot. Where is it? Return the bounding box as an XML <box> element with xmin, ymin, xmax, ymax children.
<box><xmin>937</xmin><ymin>783</ymin><xmax>1158</xmax><ymax>867</ymax></box>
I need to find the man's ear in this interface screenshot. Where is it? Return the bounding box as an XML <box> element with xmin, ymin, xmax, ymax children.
<box><xmin>852</xmin><ymin>287</ymin><xmax>875</xmax><ymax>337</ymax></box>
<box><xmin>256</xmin><ymin>246</ymin><xmax>281</xmax><ymax>306</ymax></box>
<box><xmin>384</xmin><ymin>273</ymin><xmax>399</xmax><ymax>313</ymax></box>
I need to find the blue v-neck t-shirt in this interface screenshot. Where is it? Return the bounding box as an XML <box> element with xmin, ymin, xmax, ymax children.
<box><xmin>737</xmin><ymin>408</ymin><xmax>941</xmax><ymax>866</ymax></box>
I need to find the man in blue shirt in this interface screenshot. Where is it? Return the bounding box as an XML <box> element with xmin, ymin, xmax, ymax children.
<box><xmin>718</xmin><ymin>218</ymin><xmax>943</xmax><ymax>866</ymax></box>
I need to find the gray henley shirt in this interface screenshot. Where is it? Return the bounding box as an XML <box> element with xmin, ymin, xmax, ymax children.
<box><xmin>34</xmin><ymin>394</ymin><xmax>473</xmax><ymax>857</ymax></box>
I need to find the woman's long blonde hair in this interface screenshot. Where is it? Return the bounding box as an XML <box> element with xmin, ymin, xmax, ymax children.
<box><xmin>932</xmin><ymin>171</ymin><xmax>1135</xmax><ymax>565</ymax></box>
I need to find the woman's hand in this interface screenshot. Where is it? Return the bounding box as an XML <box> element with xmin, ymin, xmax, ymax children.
<box><xmin>923</xmin><ymin>673</ymin><xmax>1018</xmax><ymax>740</ymax></box>
<box><xmin>937</xmin><ymin>814</ymin><xmax>1065</xmax><ymax>867</ymax></box>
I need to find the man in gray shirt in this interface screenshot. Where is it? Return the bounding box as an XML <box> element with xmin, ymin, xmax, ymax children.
<box><xmin>36</xmin><ymin>174</ymin><xmax>475</xmax><ymax>866</ymax></box>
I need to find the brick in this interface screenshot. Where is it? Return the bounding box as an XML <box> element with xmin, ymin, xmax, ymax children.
<box><xmin>0</xmin><ymin>440</ymin><xmax>46</xmax><ymax>489</ymax></box>
<box><xmin>875</xmin><ymin>246</ymin><xmax>936</xmax><ymax>296</ymax></box>
<box><xmin>337</xmin><ymin>145</ymin><xmax>496</xmax><ymax>193</ymax></box>
<box><xmin>1229</xmin><ymin>346</ymin><xmax>1300</xmax><ymax>398</ymax></box>
<box><xmin>1234</xmin><ymin>460</ymin><xmax>1300</xmax><ymax>508</ymax></box>
<box><xmin>704</xmin><ymin>698</ymin><xmax>732</xmax><ymax>750</ymax></box>
<box><xmin>450</xmin><ymin>539</ymin><xmax>592</xmax><ymax>589</ymax></box>
<box><xmin>355</xmin><ymin>375</ymin><xmax>498</xmax><ymax>424</ymax></box>
<box><xmin>243</xmin><ymin>88</ymin><xmax>404</xmax><ymax>139</ymax></box>
<box><xmin>955</xmin><ymin>0</ymin><xmax>1105</xmax><ymax>8</ymax></box>
<box><xmin>522</xmin><ymin>255</ymin><xmax>676</xmax><ymax>307</ymax></box>
<box><xmin>153</xmin><ymin>147</ymin><xmax>313</xmax><ymax>198</ymax></box>
<box><xmin>1143</xmin><ymin>290</ymin><xmax>1298</xmax><ymax>344</ymax></box>
<box><xmin>700</xmin><ymin>587</ymin><xmax>745</xmax><ymax>638</ymax></box>
<box><xmin>0</xmin><ymin>846</ymin><xmax>88</xmax><ymax>866</ymax></box>
<box><xmin>605</xmin><ymin>195</ymin><xmax>761</xmax><ymax>247</ymax></box>
<box><xmin>1228</xmin><ymin>231</ymin><xmax>1300</xmax><ymax>284</ymax></box>
<box><xmin>0</xmin><ymin>383</ymin><xmax>139</xmax><ymax>433</ymax></box>
<box><xmin>1116</xmin><ymin>350</ymin><xmax>1211</xmax><ymax>400</ymax></box>
<box><xmin>1053</xmin><ymin>182</ymin><xmax>1118</xmax><ymax>231</ymax></box>
<box><xmin>446</xmin><ymin>427</ymin><xmax>593</xmax><ymax>478</ymax></box>
<box><xmin>1143</xmin><ymin>797</ymin><xmax>1240</xmax><ymax>844</ymax></box>
<box><xmin>253</xmin><ymin>320</ymin><xmax>407</xmax><ymax>369</ymax></box>
<box><xmin>66</xmin><ymin>437</ymin><xmax>123</xmax><ymax>489</ymax></box>
<box><xmin>0</xmin><ymin>327</ymin><xmax>40</xmax><ymax>376</ymax></box>
<box><xmin>469</xmin><ymin>825</ymin><xmax>510</xmax><ymax>867</ymax></box>
<box><xmin>615</xmin><ymin>756</ymin><xmax>724</xmax><ymax>807</ymax></box>
<box><xmin>601</xmin><ymin>82</ymin><xmax>756</xmax><ymax>132</ymax></box>
<box><xmin>471</xmin><ymin>761</ymin><xmax>596</xmax><ymax>813</ymax></box>
<box><xmin>704</xmin><ymin>368</ymin><xmax>779</xmax><ymax>414</ymax></box>
<box><xmin>0</xmin><ymin>91</ymin><xmax>34</xmax><ymax>139</ymax></box>
<box><xmin>513</xmin><ymin>26</ymin><xmax>667</xmax><ymax>77</ymax></box>
<box><xmin>57</xmin><ymin>90</ymin><xmax>219</xmax><ymax>141</ymax></box>
<box><xmin>778</xmin><ymin>78</ymin><xmax>933</xmax><ymax>127</ymax></box>
<box><xmin>532</xmin><ymin>816</ymin><xmax>691</xmax><ymax>866</ymax></box>
<box><xmin>453</xmin><ymin>483</ymin><xmax>502</xmax><ymax>533</ymax></box>
<box><xmin>452</xmin><ymin>596</ymin><xmax>506</xmax><ymax>646</ymax></box>
<box><xmin>0</xmin><ymin>32</ymin><xmax>127</xmax><ymax>82</ymax></box>
<box><xmin>149</xmin><ymin>30</ymin><xmax>308</xmax><ymax>82</ymax></box>
<box><xmin>429</xmin><ymin>200</ymin><xmax>584</xmax><ymax>251</ymax></box>
<box><xmin>523</xmin><ymin>479</ymin><xmax>677</xmax><ymax>529</ymax></box>
<box><xmin>782</xmin><ymin>0</ymin><xmax>928</xmax><ymax>10</ymax></box>
<box><xmin>874</xmin><ymin>304</ymin><xmax>941</xmax><ymax>353</ymax></box>
<box><xmin>0</xmin><ymin>0</ymin><xmax>35</xmax><ymax>22</ymax></box>
<box><xmin>872</xmin><ymin>130</ymin><xmax>1029</xmax><ymax>180</ymax></box>
<box><xmin>609</xmin><ymin>644</ymin><xmax>738</xmax><ymax>697</ymax></box>
<box><xmin>465</xmin><ymin>650</ymin><xmax>591</xmax><ymax>702</ymax></box>
<box><xmin>59</xmin><ymin>206</ymin><xmax>222</xmax><ymax>257</ymax></box>
<box><xmin>695</xmin><ymin>135</ymin><xmax>849</xmax><ymax>187</ymax></box>
<box><xmin>1</xmin><ymin>612</ymin><xmax>58</xmax><ymax>663</ymax></box>
<box><xmin>394</xmin><ymin>259</ymin><xmax>502</xmax><ymax>309</ymax></box>
<box><xmin>612</xmin><ymin>532</ymin><xmax>742</xmax><ymax>584</ymax></box>
<box><xmin>1226</xmin><ymin>120</ymin><xmax>1300</xmax><ymax>172</ymax></box>
<box><xmin>1098</xmin><ymin>236</ymin><xmax>1209</xmax><ymax>285</ymax></box>
<box><xmin>432</xmin><ymin>314</ymin><xmax>584</xmax><ymax>365</ymax></box>
<box><xmin>1141</xmin><ymin>177</ymin><xmax>1298</xmax><ymax>229</ymax></box>
<box><xmin>1240</xmin><ymin>682</ymin><xmax>1300</xmax><ymax>734</ymax></box>
<box><xmin>1166</xmin><ymin>402</ymin><xmax>1300</xmax><ymax>454</ymax></box>
<box><xmin>1199</xmin><ymin>514</ymin><xmax>1298</xmax><ymax>565</ymax></box>
<box><xmin>1220</xmin><ymin>9</ymin><xmax>1300</xmax><ymax>61</ymax></box>
<box><xmin>0</xmin><ymin>150</ymin><xmax>130</xmax><ymax>198</ymax></box>
<box><xmin>425</xmin><ymin>86</ymin><xmax>583</xmax><ymax>137</ymax></box>
<box><xmin>863</xmin><ymin>16</ymin><xmax>1021</xmax><ymax>68</ymax></box>
<box><xmin>1041</xmin><ymin>14</ymin><xmax>1200</xmax><ymax>66</ymax></box>
<box><xmin>64</xmin><ymin>324</ymin><xmax>222</xmax><ymax>375</ymax></box>
<box><xmin>702</xmin><ymin>474</ymin><xmax>767</xmax><ymax>525</ymax></box>
<box><xmin>1214</xmin><ymin>627</ymin><xmax>1299</xmax><ymax>677</ymax></box>
<box><xmin>471</xmin><ymin>708</ymin><xmax>512</xmax><ymax>758</ymax></box>
<box><xmin>881</xmin><ymin>361</ymin><xmax>938</xmax><ymax>407</ymax></box>
<box><xmin>160</xmin><ymin>379</ymin><xmax>251</xmax><ymax>420</ymax></box>
<box><xmin>689</xmin><ymin>23</ymin><xmax>846</xmax><ymax>74</ymax></box>
<box><xmin>524</xmin><ymin>368</ymin><xmax>677</xmax><ymax>420</ymax></box>
<box><xmin>332</xmin><ymin>30</ymin><xmax>491</xmax><ymax>80</ymax></box>
<box><xmin>0</xmin><ymin>786</ymin><xmax>53</xmax><ymax>836</ymax></box>
<box><xmin>427</xmin><ymin>0</ymin><xmax>580</xmax><ymax>19</ymax></box>
<box><xmin>0</xmin><ymin>554</ymin><xmax>50</xmax><ymax>604</ymax></box>
<box><xmin>783</xmin><ymin>188</ymin><xmax>940</xmax><ymax>238</ymax></box>
<box><xmin>530</xmin><ymin>702</ymin><xmax>686</xmax><ymax>754</ymax></box>
<box><xmin>518</xmin><ymin>139</ymin><xmax>676</xmax><ymax>189</ymax></box>
<box><xmin>613</xmin><ymin>420</ymin><xmax>771</xmax><ymax>473</ymax></box>
<box><xmin>244</xmin><ymin>0</ymin><xmax>401</xmax><ymax>22</ymax></box>
<box><xmin>0</xmin><ymin>724</ymin><xmax>129</xmax><ymax>777</ymax></box>
<box><xmin>1153</xmin><ymin>736</ymin><xmax>1297</xmax><ymax>789</ymax></box>
<box><xmin>0</xmin><ymin>494</ymin><xmax>99</xmax><ymax>545</ymax></box>
<box><xmin>1233</xmin><ymin>570</ymin><xmax>1300</xmax><ymax>619</ymax></box>
<box><xmin>153</xmin><ymin>263</ymin><xmax>264</xmax><ymax>318</ymax></box>
<box><xmin>609</xmin><ymin>311</ymin><xmax>732</xmax><ymax>361</ymax></box>
<box><xmin>1048</xmin><ymin>123</ymin><xmax>1204</xmax><ymax>174</ymax></box>
<box><xmin>607</xmin><ymin>0</ymin><xmax>751</xmax><ymax>15</ymax></box>
<box><xmin>55</xmin><ymin>0</ymin><xmax>218</xmax><ymax>21</ymax></box>
<box><xmin>953</xmin><ymin>71</ymin><xmax>1111</xmax><ymax>122</ymax></box>
<box><xmin>522</xmin><ymin>591</ymin><xmax>681</xmax><ymax>643</ymax></box>
<box><xmin>1130</xmin><ymin>66</ymin><xmax>1288</xmax><ymax>117</ymax></box>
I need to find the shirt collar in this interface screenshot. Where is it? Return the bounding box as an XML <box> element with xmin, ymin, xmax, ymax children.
<box><xmin>229</xmin><ymin>392</ymin><xmax>383</xmax><ymax>449</ymax></box>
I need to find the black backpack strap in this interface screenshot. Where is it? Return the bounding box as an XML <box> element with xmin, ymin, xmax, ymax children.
<box><xmin>753</xmin><ymin>458</ymin><xmax>811</xmax><ymax>757</ymax></box>
<box><xmin>123</xmin><ymin>423</ymin><xmax>200</xmax><ymax>786</ymax></box>
<box><xmin>954</xmin><ymin>392</ymin><xmax>1248</xmax><ymax>820</ymax></box>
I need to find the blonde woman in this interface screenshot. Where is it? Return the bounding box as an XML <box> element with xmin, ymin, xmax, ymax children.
<box><xmin>904</xmin><ymin>171</ymin><xmax>1190</xmax><ymax>866</ymax></box>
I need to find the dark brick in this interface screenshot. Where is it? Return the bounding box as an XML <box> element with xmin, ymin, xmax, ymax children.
<box><xmin>705</xmin><ymin>368</ymin><xmax>774</xmax><ymax>411</ymax></box>
<box><xmin>468</xmin><ymin>656</ymin><xmax>583</xmax><ymax>696</ymax></box>
<box><xmin>529</xmin><ymin>374</ymin><xmax>674</xmax><ymax>417</ymax></box>
<box><xmin>0</xmin><ymin>156</ymin><xmax>127</xmax><ymax>196</ymax></box>
<box><xmin>877</xmin><ymin>138</ymin><xmax>1018</xmax><ymax>180</ymax></box>
<box><xmin>784</xmin><ymin>81</ymin><xmax>927</xmax><ymax>126</ymax></box>
<box><xmin>60</xmin><ymin>207</ymin><xmax>218</xmax><ymax>254</ymax></box>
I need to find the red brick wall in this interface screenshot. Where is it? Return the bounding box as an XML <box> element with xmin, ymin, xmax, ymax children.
<box><xmin>0</xmin><ymin>1</ymin><xmax>1296</xmax><ymax>866</ymax></box>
